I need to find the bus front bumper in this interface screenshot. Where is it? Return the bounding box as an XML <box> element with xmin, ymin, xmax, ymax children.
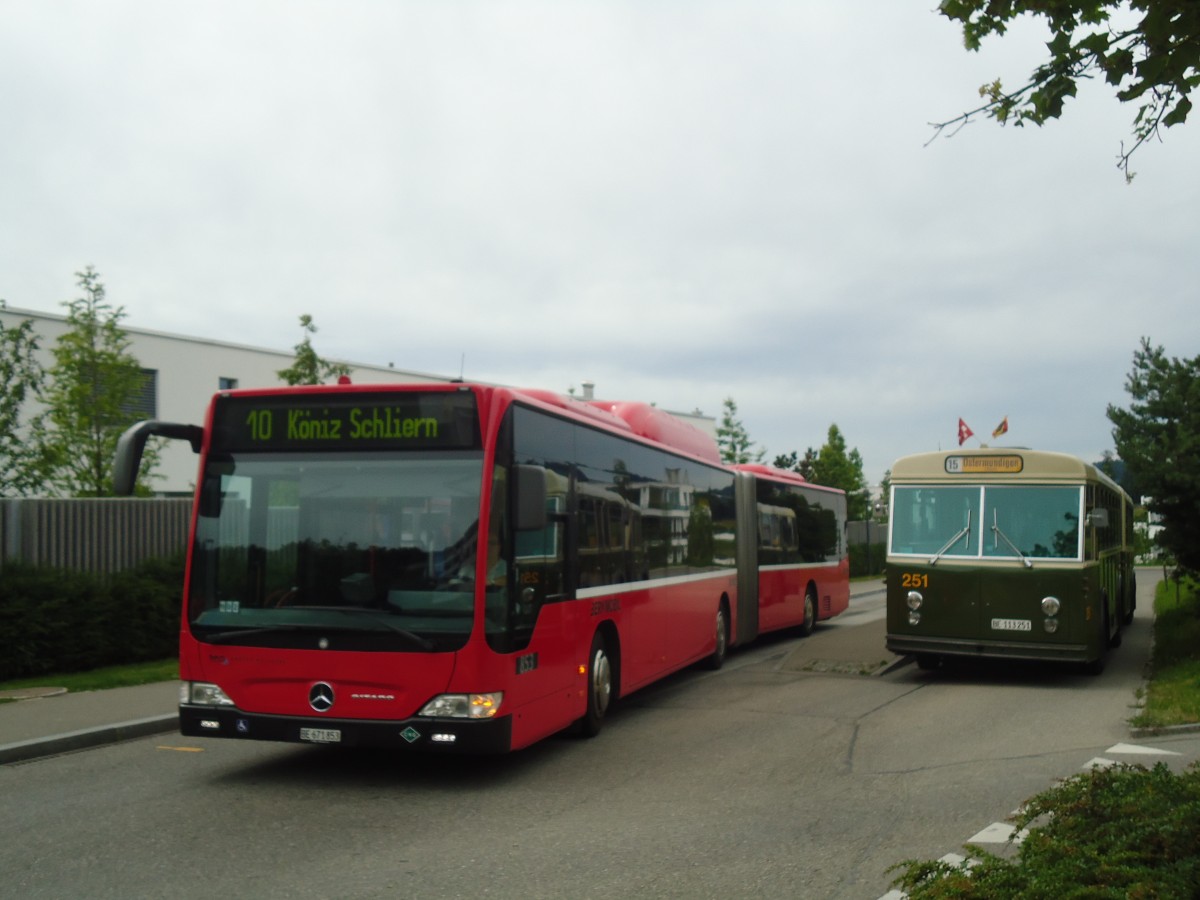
<box><xmin>180</xmin><ymin>705</ymin><xmax>513</xmax><ymax>754</ymax></box>
<box><xmin>886</xmin><ymin>634</ymin><xmax>1092</xmax><ymax>664</ymax></box>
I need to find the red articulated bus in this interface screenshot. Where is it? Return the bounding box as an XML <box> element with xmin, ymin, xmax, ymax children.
<box><xmin>115</xmin><ymin>382</ymin><xmax>848</xmax><ymax>753</ymax></box>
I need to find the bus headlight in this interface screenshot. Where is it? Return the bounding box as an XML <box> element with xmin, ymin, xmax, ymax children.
<box><xmin>419</xmin><ymin>693</ymin><xmax>504</xmax><ymax>719</ymax></box>
<box><xmin>184</xmin><ymin>682</ymin><xmax>236</xmax><ymax>706</ymax></box>
<box><xmin>908</xmin><ymin>611</ymin><xmax>921</xmax><ymax>626</ymax></box>
<box><xmin>1043</xmin><ymin>618</ymin><xmax>1059</xmax><ymax>634</ymax></box>
<box><xmin>1041</xmin><ymin>596</ymin><xmax>1061</xmax><ymax>616</ymax></box>
<box><xmin>907</xmin><ymin>591</ymin><xmax>923</xmax><ymax>610</ymax></box>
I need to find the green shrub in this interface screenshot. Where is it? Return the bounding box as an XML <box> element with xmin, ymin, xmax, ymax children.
<box><xmin>849</xmin><ymin>541</ymin><xmax>886</xmax><ymax>578</ymax></box>
<box><xmin>0</xmin><ymin>557</ymin><xmax>183</xmax><ymax>680</ymax></box>
<box><xmin>889</xmin><ymin>762</ymin><xmax>1200</xmax><ymax>898</ymax></box>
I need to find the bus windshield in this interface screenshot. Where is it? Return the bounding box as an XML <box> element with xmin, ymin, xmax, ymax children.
<box><xmin>890</xmin><ymin>485</ymin><xmax>1082</xmax><ymax>561</ymax></box>
<box><xmin>187</xmin><ymin>451</ymin><xmax>485</xmax><ymax>651</ymax></box>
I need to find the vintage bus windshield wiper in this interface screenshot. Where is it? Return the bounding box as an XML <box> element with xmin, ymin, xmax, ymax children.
<box><xmin>991</xmin><ymin>510</ymin><xmax>1033</xmax><ymax>568</ymax></box>
<box><xmin>929</xmin><ymin>509</ymin><xmax>971</xmax><ymax>566</ymax></box>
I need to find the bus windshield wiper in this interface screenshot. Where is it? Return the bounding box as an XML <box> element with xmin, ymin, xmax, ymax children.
<box><xmin>991</xmin><ymin>510</ymin><xmax>1033</xmax><ymax>568</ymax></box>
<box><xmin>204</xmin><ymin>610</ymin><xmax>435</xmax><ymax>651</ymax></box>
<box><xmin>929</xmin><ymin>509</ymin><xmax>971</xmax><ymax>566</ymax></box>
<box><xmin>204</xmin><ymin>624</ymin><xmax>314</xmax><ymax>644</ymax></box>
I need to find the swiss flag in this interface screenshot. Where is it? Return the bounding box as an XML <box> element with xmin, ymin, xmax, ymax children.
<box><xmin>957</xmin><ymin>418</ymin><xmax>974</xmax><ymax>446</ymax></box>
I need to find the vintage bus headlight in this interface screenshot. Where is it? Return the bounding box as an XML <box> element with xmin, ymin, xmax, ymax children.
<box><xmin>184</xmin><ymin>682</ymin><xmax>236</xmax><ymax>706</ymax></box>
<box><xmin>908</xmin><ymin>611</ymin><xmax>921</xmax><ymax>626</ymax></box>
<box><xmin>1043</xmin><ymin>618</ymin><xmax>1059</xmax><ymax>634</ymax></box>
<box><xmin>419</xmin><ymin>693</ymin><xmax>504</xmax><ymax>719</ymax></box>
<box><xmin>907</xmin><ymin>591</ymin><xmax>923</xmax><ymax>610</ymax></box>
<box><xmin>1041</xmin><ymin>596</ymin><xmax>1061</xmax><ymax>616</ymax></box>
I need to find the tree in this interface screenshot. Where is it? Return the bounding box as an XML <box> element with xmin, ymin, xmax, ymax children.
<box><xmin>1107</xmin><ymin>337</ymin><xmax>1200</xmax><ymax>575</ymax></box>
<box><xmin>772</xmin><ymin>448</ymin><xmax>817</xmax><ymax>481</ymax></box>
<box><xmin>934</xmin><ymin>2</ymin><xmax>1200</xmax><ymax>180</ymax></box>
<box><xmin>716</xmin><ymin>397</ymin><xmax>764</xmax><ymax>465</ymax></box>
<box><xmin>810</xmin><ymin>424</ymin><xmax>869</xmax><ymax>520</ymax></box>
<box><xmin>276</xmin><ymin>314</ymin><xmax>351</xmax><ymax>385</ymax></box>
<box><xmin>0</xmin><ymin>301</ymin><xmax>49</xmax><ymax>496</ymax></box>
<box><xmin>878</xmin><ymin>468</ymin><xmax>892</xmax><ymax>520</ymax></box>
<box><xmin>38</xmin><ymin>267</ymin><xmax>158</xmax><ymax>497</ymax></box>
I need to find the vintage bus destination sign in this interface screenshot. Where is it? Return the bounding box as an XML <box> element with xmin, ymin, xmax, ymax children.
<box><xmin>212</xmin><ymin>392</ymin><xmax>481</xmax><ymax>451</ymax></box>
<box><xmin>944</xmin><ymin>454</ymin><xmax>1024</xmax><ymax>475</ymax></box>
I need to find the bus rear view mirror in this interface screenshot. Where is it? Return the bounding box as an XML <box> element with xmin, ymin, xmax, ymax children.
<box><xmin>513</xmin><ymin>465</ymin><xmax>548</xmax><ymax>531</ymax></box>
<box><xmin>1086</xmin><ymin>508</ymin><xmax>1110</xmax><ymax>529</ymax></box>
<box><xmin>113</xmin><ymin>420</ymin><xmax>204</xmax><ymax>495</ymax></box>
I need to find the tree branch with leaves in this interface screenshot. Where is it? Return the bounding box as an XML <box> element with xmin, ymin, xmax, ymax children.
<box><xmin>934</xmin><ymin>1</ymin><xmax>1199</xmax><ymax>181</ymax></box>
<box><xmin>0</xmin><ymin>301</ymin><xmax>49</xmax><ymax>496</ymax></box>
<box><xmin>277</xmin><ymin>314</ymin><xmax>352</xmax><ymax>386</ymax></box>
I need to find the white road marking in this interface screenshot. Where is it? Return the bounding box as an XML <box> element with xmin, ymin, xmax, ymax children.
<box><xmin>1106</xmin><ymin>742</ymin><xmax>1182</xmax><ymax>756</ymax></box>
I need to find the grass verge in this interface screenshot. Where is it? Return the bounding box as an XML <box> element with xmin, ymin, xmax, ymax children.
<box><xmin>1131</xmin><ymin>574</ymin><xmax>1200</xmax><ymax>729</ymax></box>
<box><xmin>0</xmin><ymin>658</ymin><xmax>177</xmax><ymax>698</ymax></box>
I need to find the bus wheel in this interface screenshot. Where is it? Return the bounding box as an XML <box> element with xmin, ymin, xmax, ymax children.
<box><xmin>579</xmin><ymin>631</ymin><xmax>613</xmax><ymax>738</ymax></box>
<box><xmin>1086</xmin><ymin>607</ymin><xmax>1111</xmax><ymax>675</ymax></box>
<box><xmin>1122</xmin><ymin>573</ymin><xmax>1136</xmax><ymax>626</ymax></box>
<box><xmin>703</xmin><ymin>603</ymin><xmax>729</xmax><ymax>670</ymax></box>
<box><xmin>798</xmin><ymin>587</ymin><xmax>817</xmax><ymax>637</ymax></box>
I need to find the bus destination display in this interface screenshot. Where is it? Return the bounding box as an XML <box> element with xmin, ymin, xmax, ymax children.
<box><xmin>212</xmin><ymin>392</ymin><xmax>481</xmax><ymax>451</ymax></box>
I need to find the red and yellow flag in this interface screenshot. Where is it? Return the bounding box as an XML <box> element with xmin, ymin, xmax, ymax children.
<box><xmin>992</xmin><ymin>416</ymin><xmax>1009</xmax><ymax>439</ymax></box>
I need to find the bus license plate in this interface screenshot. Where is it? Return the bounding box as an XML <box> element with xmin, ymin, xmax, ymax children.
<box><xmin>991</xmin><ymin>618</ymin><xmax>1032</xmax><ymax>632</ymax></box>
<box><xmin>299</xmin><ymin>727</ymin><xmax>342</xmax><ymax>743</ymax></box>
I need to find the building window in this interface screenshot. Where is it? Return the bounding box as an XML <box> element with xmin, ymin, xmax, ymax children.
<box><xmin>219</xmin><ymin>377</ymin><xmax>238</xmax><ymax>390</ymax></box>
<box><xmin>122</xmin><ymin>369</ymin><xmax>158</xmax><ymax>420</ymax></box>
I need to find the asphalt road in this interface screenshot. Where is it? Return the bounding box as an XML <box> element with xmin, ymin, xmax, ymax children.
<box><xmin>2</xmin><ymin>571</ymin><xmax>1197</xmax><ymax>900</ymax></box>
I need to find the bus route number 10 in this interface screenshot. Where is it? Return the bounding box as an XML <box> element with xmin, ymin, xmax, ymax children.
<box><xmin>246</xmin><ymin>410</ymin><xmax>274</xmax><ymax>441</ymax></box>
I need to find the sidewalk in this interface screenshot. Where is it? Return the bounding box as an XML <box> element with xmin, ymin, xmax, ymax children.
<box><xmin>0</xmin><ymin>681</ymin><xmax>179</xmax><ymax>765</ymax></box>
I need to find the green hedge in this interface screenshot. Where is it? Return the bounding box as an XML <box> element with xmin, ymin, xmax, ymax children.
<box><xmin>889</xmin><ymin>762</ymin><xmax>1200</xmax><ymax>897</ymax></box>
<box><xmin>0</xmin><ymin>556</ymin><xmax>184</xmax><ymax>681</ymax></box>
<box><xmin>849</xmin><ymin>541</ymin><xmax>886</xmax><ymax>578</ymax></box>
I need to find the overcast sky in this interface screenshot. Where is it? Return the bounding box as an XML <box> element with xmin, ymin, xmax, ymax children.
<box><xmin>2</xmin><ymin>1</ymin><xmax>1197</xmax><ymax>486</ymax></box>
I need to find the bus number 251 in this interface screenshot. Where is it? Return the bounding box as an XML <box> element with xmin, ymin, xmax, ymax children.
<box><xmin>900</xmin><ymin>573</ymin><xmax>929</xmax><ymax>589</ymax></box>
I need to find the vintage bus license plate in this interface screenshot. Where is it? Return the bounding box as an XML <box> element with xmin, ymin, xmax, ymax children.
<box><xmin>299</xmin><ymin>727</ymin><xmax>342</xmax><ymax>743</ymax></box>
<box><xmin>991</xmin><ymin>618</ymin><xmax>1032</xmax><ymax>632</ymax></box>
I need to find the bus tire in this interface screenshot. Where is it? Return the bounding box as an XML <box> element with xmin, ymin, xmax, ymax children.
<box><xmin>578</xmin><ymin>631</ymin><xmax>613</xmax><ymax>738</ymax></box>
<box><xmin>1122</xmin><ymin>574</ymin><xmax>1136</xmax><ymax>626</ymax></box>
<box><xmin>702</xmin><ymin>602</ymin><xmax>729</xmax><ymax>670</ymax></box>
<box><xmin>798</xmin><ymin>586</ymin><xmax>817</xmax><ymax>637</ymax></box>
<box><xmin>1086</xmin><ymin>607</ymin><xmax>1111</xmax><ymax>675</ymax></box>
<box><xmin>1104</xmin><ymin>592</ymin><xmax>1123</xmax><ymax>649</ymax></box>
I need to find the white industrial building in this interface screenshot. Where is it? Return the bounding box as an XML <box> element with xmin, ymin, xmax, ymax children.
<box><xmin>2</xmin><ymin>305</ymin><xmax>715</xmax><ymax>497</ymax></box>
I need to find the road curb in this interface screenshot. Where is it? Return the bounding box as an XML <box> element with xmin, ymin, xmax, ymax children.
<box><xmin>0</xmin><ymin>714</ymin><xmax>179</xmax><ymax>765</ymax></box>
<box><xmin>1129</xmin><ymin>721</ymin><xmax>1200</xmax><ymax>740</ymax></box>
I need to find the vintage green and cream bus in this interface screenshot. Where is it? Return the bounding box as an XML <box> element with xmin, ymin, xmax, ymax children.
<box><xmin>885</xmin><ymin>449</ymin><xmax>1135</xmax><ymax>673</ymax></box>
